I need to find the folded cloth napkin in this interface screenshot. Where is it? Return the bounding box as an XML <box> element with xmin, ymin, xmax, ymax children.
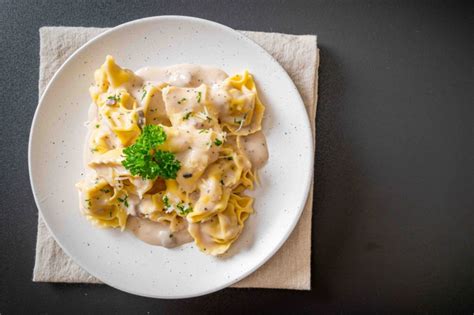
<box><xmin>33</xmin><ymin>26</ymin><xmax>319</xmax><ymax>290</ymax></box>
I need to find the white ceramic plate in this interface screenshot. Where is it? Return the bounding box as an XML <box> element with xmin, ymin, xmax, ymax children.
<box><xmin>29</xmin><ymin>16</ymin><xmax>313</xmax><ymax>298</ymax></box>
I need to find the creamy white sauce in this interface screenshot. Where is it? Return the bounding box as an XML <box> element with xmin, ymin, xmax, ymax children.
<box><xmin>240</xmin><ymin>131</ymin><xmax>269</xmax><ymax>169</ymax></box>
<box><xmin>83</xmin><ymin>64</ymin><xmax>268</xmax><ymax>249</ymax></box>
<box><xmin>136</xmin><ymin>64</ymin><xmax>228</xmax><ymax>87</ymax></box>
<box><xmin>127</xmin><ymin>216</ymin><xmax>192</xmax><ymax>248</ymax></box>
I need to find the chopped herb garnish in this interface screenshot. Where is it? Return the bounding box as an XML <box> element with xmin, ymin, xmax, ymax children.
<box><xmin>117</xmin><ymin>194</ymin><xmax>129</xmax><ymax>207</ymax></box>
<box><xmin>176</xmin><ymin>202</ymin><xmax>193</xmax><ymax>216</ymax></box>
<box><xmin>196</xmin><ymin>91</ymin><xmax>202</xmax><ymax>103</ymax></box>
<box><xmin>90</xmin><ymin>147</ymin><xmax>98</xmax><ymax>153</ymax></box>
<box><xmin>122</xmin><ymin>125</ymin><xmax>181</xmax><ymax>180</ymax></box>
<box><xmin>100</xmin><ymin>188</ymin><xmax>110</xmax><ymax>194</ymax></box>
<box><xmin>182</xmin><ymin>112</ymin><xmax>193</xmax><ymax>120</ymax></box>
<box><xmin>95</xmin><ymin>124</ymin><xmax>100</xmax><ymax>128</ymax></box>
<box><xmin>106</xmin><ymin>94</ymin><xmax>121</xmax><ymax>105</ymax></box>
<box><xmin>199</xmin><ymin>129</ymin><xmax>208</xmax><ymax>134</ymax></box>
<box><xmin>177</xmin><ymin>98</ymin><xmax>187</xmax><ymax>105</ymax></box>
<box><xmin>162</xmin><ymin>195</ymin><xmax>170</xmax><ymax>208</ymax></box>
<box><xmin>141</xmin><ymin>89</ymin><xmax>147</xmax><ymax>100</ymax></box>
<box><xmin>226</xmin><ymin>156</ymin><xmax>233</xmax><ymax>160</ymax></box>
<box><xmin>214</xmin><ymin>138</ymin><xmax>223</xmax><ymax>146</ymax></box>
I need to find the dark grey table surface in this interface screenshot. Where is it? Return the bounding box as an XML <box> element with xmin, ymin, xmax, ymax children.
<box><xmin>1</xmin><ymin>0</ymin><xmax>473</xmax><ymax>313</ymax></box>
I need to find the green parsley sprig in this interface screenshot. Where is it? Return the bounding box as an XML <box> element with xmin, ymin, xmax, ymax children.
<box><xmin>122</xmin><ymin>125</ymin><xmax>181</xmax><ymax>180</ymax></box>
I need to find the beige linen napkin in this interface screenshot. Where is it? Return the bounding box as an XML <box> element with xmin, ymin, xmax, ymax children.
<box><xmin>34</xmin><ymin>26</ymin><xmax>319</xmax><ymax>290</ymax></box>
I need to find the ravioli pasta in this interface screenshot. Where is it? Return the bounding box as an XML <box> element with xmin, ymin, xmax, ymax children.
<box><xmin>76</xmin><ymin>56</ymin><xmax>268</xmax><ymax>255</ymax></box>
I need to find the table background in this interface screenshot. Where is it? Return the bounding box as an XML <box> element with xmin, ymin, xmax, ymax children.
<box><xmin>0</xmin><ymin>0</ymin><xmax>472</xmax><ymax>313</ymax></box>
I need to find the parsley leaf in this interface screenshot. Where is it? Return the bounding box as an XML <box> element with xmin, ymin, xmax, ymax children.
<box><xmin>182</xmin><ymin>112</ymin><xmax>193</xmax><ymax>120</ymax></box>
<box><xmin>177</xmin><ymin>202</ymin><xmax>193</xmax><ymax>216</ymax></box>
<box><xmin>122</xmin><ymin>125</ymin><xmax>181</xmax><ymax>180</ymax></box>
<box><xmin>117</xmin><ymin>194</ymin><xmax>129</xmax><ymax>207</ymax></box>
<box><xmin>139</xmin><ymin>124</ymin><xmax>167</xmax><ymax>148</ymax></box>
<box><xmin>107</xmin><ymin>94</ymin><xmax>121</xmax><ymax>102</ymax></box>
<box><xmin>162</xmin><ymin>195</ymin><xmax>170</xmax><ymax>208</ymax></box>
<box><xmin>214</xmin><ymin>138</ymin><xmax>223</xmax><ymax>146</ymax></box>
<box><xmin>153</xmin><ymin>150</ymin><xmax>181</xmax><ymax>179</ymax></box>
<box><xmin>196</xmin><ymin>91</ymin><xmax>202</xmax><ymax>103</ymax></box>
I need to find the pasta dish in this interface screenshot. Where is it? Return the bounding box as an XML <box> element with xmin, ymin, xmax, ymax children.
<box><xmin>76</xmin><ymin>56</ymin><xmax>268</xmax><ymax>255</ymax></box>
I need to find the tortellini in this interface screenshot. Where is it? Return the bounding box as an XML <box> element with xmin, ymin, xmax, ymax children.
<box><xmin>76</xmin><ymin>56</ymin><xmax>268</xmax><ymax>255</ymax></box>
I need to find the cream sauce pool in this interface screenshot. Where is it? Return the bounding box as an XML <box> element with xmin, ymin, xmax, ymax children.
<box><xmin>127</xmin><ymin>216</ymin><xmax>193</xmax><ymax>248</ymax></box>
<box><xmin>240</xmin><ymin>131</ymin><xmax>269</xmax><ymax>170</ymax></box>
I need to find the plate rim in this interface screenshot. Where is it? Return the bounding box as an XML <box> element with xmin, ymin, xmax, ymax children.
<box><xmin>29</xmin><ymin>15</ymin><xmax>314</xmax><ymax>298</ymax></box>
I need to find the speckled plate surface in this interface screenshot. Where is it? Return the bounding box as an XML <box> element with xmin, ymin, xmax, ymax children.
<box><xmin>29</xmin><ymin>16</ymin><xmax>313</xmax><ymax>298</ymax></box>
